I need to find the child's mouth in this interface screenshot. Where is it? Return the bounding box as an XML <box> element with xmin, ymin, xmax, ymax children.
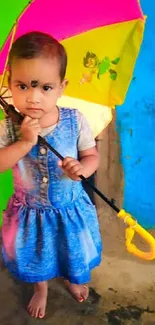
<box><xmin>27</xmin><ymin>108</ymin><xmax>43</xmax><ymax>111</ymax></box>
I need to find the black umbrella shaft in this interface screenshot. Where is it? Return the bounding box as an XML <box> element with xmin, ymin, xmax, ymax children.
<box><xmin>0</xmin><ymin>96</ymin><xmax>120</xmax><ymax>213</ymax></box>
<box><xmin>38</xmin><ymin>137</ymin><xmax>119</xmax><ymax>212</ymax></box>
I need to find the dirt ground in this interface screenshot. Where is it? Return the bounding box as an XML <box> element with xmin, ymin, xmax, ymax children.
<box><xmin>0</xmin><ymin>113</ymin><xmax>155</xmax><ymax>325</ymax></box>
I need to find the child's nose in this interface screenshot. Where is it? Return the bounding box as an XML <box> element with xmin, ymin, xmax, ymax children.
<box><xmin>26</xmin><ymin>89</ymin><xmax>41</xmax><ymax>104</ymax></box>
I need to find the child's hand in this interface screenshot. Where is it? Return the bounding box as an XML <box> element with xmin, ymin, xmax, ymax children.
<box><xmin>20</xmin><ymin>116</ymin><xmax>41</xmax><ymax>146</ymax></box>
<box><xmin>58</xmin><ymin>157</ymin><xmax>83</xmax><ymax>181</ymax></box>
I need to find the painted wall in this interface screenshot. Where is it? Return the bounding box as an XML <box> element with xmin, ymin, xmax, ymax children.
<box><xmin>117</xmin><ymin>1</ymin><xmax>155</xmax><ymax>229</ymax></box>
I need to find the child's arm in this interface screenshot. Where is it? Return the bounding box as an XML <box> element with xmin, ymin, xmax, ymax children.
<box><xmin>79</xmin><ymin>146</ymin><xmax>99</xmax><ymax>178</ymax></box>
<box><xmin>58</xmin><ymin>146</ymin><xmax>99</xmax><ymax>181</ymax></box>
<box><xmin>0</xmin><ymin>141</ymin><xmax>34</xmax><ymax>173</ymax></box>
<box><xmin>58</xmin><ymin>110</ymin><xmax>100</xmax><ymax>181</ymax></box>
<box><xmin>0</xmin><ymin>116</ymin><xmax>41</xmax><ymax>173</ymax></box>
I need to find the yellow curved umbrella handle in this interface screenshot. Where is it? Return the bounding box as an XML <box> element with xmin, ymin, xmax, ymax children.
<box><xmin>117</xmin><ymin>209</ymin><xmax>155</xmax><ymax>260</ymax></box>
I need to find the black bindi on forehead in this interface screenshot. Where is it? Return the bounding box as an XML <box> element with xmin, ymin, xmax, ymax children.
<box><xmin>31</xmin><ymin>80</ymin><xmax>39</xmax><ymax>87</ymax></box>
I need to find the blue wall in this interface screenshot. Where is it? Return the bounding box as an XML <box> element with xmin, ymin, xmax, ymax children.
<box><xmin>116</xmin><ymin>1</ymin><xmax>155</xmax><ymax>229</ymax></box>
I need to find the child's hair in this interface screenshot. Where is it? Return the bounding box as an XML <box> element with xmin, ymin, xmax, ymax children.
<box><xmin>8</xmin><ymin>31</ymin><xmax>67</xmax><ymax>81</ymax></box>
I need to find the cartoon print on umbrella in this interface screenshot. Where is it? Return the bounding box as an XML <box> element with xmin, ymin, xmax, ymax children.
<box><xmin>81</xmin><ymin>52</ymin><xmax>120</xmax><ymax>84</ymax></box>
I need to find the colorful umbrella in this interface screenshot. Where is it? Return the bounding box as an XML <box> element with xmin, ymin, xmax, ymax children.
<box><xmin>1</xmin><ymin>0</ymin><xmax>153</xmax><ymax>260</ymax></box>
<box><xmin>0</xmin><ymin>0</ymin><xmax>144</xmax><ymax>108</ymax></box>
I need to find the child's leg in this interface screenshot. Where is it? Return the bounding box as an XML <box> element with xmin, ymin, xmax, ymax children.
<box><xmin>64</xmin><ymin>280</ymin><xmax>89</xmax><ymax>302</ymax></box>
<box><xmin>27</xmin><ymin>281</ymin><xmax>48</xmax><ymax>318</ymax></box>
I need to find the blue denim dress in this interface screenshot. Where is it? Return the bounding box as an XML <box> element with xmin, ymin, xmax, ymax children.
<box><xmin>2</xmin><ymin>108</ymin><xmax>102</xmax><ymax>284</ymax></box>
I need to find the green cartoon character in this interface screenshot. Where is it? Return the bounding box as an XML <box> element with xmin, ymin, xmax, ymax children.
<box><xmin>80</xmin><ymin>52</ymin><xmax>120</xmax><ymax>83</ymax></box>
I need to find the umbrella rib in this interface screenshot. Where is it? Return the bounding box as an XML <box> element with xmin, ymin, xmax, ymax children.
<box><xmin>0</xmin><ymin>0</ymin><xmax>33</xmax><ymax>51</ymax></box>
<box><xmin>0</xmin><ymin>88</ymin><xmax>8</xmax><ymax>96</ymax></box>
<box><xmin>0</xmin><ymin>22</ymin><xmax>17</xmax><ymax>93</ymax></box>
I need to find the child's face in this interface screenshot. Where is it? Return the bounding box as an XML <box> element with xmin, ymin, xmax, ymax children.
<box><xmin>9</xmin><ymin>56</ymin><xmax>67</xmax><ymax>119</ymax></box>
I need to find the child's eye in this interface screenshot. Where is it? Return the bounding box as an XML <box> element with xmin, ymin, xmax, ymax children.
<box><xmin>43</xmin><ymin>85</ymin><xmax>52</xmax><ymax>91</ymax></box>
<box><xmin>18</xmin><ymin>84</ymin><xmax>27</xmax><ymax>90</ymax></box>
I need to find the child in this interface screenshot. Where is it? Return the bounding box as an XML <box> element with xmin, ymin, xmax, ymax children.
<box><xmin>0</xmin><ymin>32</ymin><xmax>102</xmax><ymax>319</ymax></box>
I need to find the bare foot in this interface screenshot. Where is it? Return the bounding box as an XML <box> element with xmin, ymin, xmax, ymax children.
<box><xmin>64</xmin><ymin>280</ymin><xmax>89</xmax><ymax>302</ymax></box>
<box><xmin>27</xmin><ymin>281</ymin><xmax>48</xmax><ymax>318</ymax></box>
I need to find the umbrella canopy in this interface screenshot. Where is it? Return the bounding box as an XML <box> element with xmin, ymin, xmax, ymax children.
<box><xmin>0</xmin><ymin>0</ymin><xmax>144</xmax><ymax>107</ymax></box>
